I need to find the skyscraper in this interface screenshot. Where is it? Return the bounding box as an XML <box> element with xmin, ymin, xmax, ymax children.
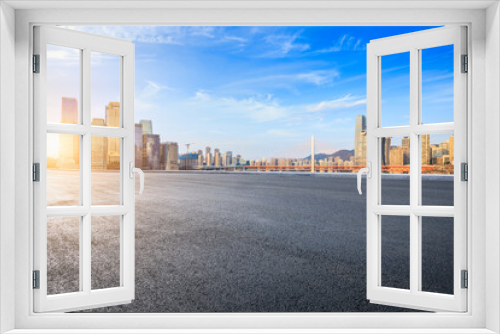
<box><xmin>381</xmin><ymin>137</ymin><xmax>391</xmax><ymax>166</ymax></box>
<box><xmin>449</xmin><ymin>135</ymin><xmax>454</xmax><ymax>165</ymax></box>
<box><xmin>390</xmin><ymin>147</ymin><xmax>404</xmax><ymax>171</ymax></box>
<box><xmin>402</xmin><ymin>137</ymin><xmax>410</xmax><ymax>165</ymax></box>
<box><xmin>105</xmin><ymin>102</ymin><xmax>120</xmax><ymax>169</ymax></box>
<box><xmin>140</xmin><ymin>120</ymin><xmax>153</xmax><ymax>135</ymax></box>
<box><xmin>197</xmin><ymin>150</ymin><xmax>204</xmax><ymax>168</ymax></box>
<box><xmin>143</xmin><ymin>134</ymin><xmax>161</xmax><ymax>170</ymax></box>
<box><xmin>91</xmin><ymin>118</ymin><xmax>107</xmax><ymax>169</ymax></box>
<box><xmin>205</xmin><ymin>147</ymin><xmax>212</xmax><ymax>166</ymax></box>
<box><xmin>422</xmin><ymin>134</ymin><xmax>432</xmax><ymax>165</ymax></box>
<box><xmin>135</xmin><ymin>124</ymin><xmax>143</xmax><ymax>169</ymax></box>
<box><xmin>160</xmin><ymin>142</ymin><xmax>179</xmax><ymax>171</ymax></box>
<box><xmin>61</xmin><ymin>97</ymin><xmax>78</xmax><ymax>124</ymax></box>
<box><xmin>354</xmin><ymin>115</ymin><xmax>367</xmax><ymax>166</ymax></box>
<box><xmin>105</xmin><ymin>102</ymin><xmax>120</xmax><ymax>127</ymax></box>
<box><xmin>214</xmin><ymin>149</ymin><xmax>221</xmax><ymax>167</ymax></box>
<box><xmin>59</xmin><ymin>97</ymin><xmax>79</xmax><ymax>169</ymax></box>
<box><xmin>222</xmin><ymin>151</ymin><xmax>232</xmax><ymax>166</ymax></box>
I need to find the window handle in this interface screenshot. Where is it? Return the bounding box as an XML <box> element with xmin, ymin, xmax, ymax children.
<box><xmin>129</xmin><ymin>161</ymin><xmax>145</xmax><ymax>195</ymax></box>
<box><xmin>357</xmin><ymin>162</ymin><xmax>371</xmax><ymax>195</ymax></box>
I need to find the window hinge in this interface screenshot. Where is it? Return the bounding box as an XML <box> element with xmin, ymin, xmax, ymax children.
<box><xmin>33</xmin><ymin>163</ymin><xmax>40</xmax><ymax>182</ymax></box>
<box><xmin>461</xmin><ymin>162</ymin><xmax>468</xmax><ymax>182</ymax></box>
<box><xmin>33</xmin><ymin>54</ymin><xmax>40</xmax><ymax>73</ymax></box>
<box><xmin>33</xmin><ymin>270</ymin><xmax>40</xmax><ymax>289</ymax></box>
<box><xmin>461</xmin><ymin>270</ymin><xmax>468</xmax><ymax>289</ymax></box>
<box><xmin>461</xmin><ymin>54</ymin><xmax>468</xmax><ymax>73</ymax></box>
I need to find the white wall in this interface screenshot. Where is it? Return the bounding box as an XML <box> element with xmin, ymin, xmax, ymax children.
<box><xmin>486</xmin><ymin>2</ymin><xmax>500</xmax><ymax>333</ymax></box>
<box><xmin>0</xmin><ymin>2</ymin><xmax>16</xmax><ymax>333</ymax></box>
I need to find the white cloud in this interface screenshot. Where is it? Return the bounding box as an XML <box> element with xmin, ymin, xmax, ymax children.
<box><xmin>261</xmin><ymin>31</ymin><xmax>310</xmax><ymax>58</ymax></box>
<box><xmin>224</xmin><ymin>70</ymin><xmax>339</xmax><ymax>90</ymax></box>
<box><xmin>135</xmin><ymin>80</ymin><xmax>173</xmax><ymax>113</ymax></box>
<box><xmin>315</xmin><ymin>34</ymin><xmax>366</xmax><ymax>53</ymax></box>
<box><xmin>190</xmin><ymin>91</ymin><xmax>289</xmax><ymax>123</ymax></box>
<box><xmin>307</xmin><ymin>95</ymin><xmax>366</xmax><ymax>112</ymax></box>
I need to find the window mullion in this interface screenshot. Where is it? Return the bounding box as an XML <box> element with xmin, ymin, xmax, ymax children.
<box><xmin>82</xmin><ymin>47</ymin><xmax>92</xmax><ymax>294</ymax></box>
<box><xmin>409</xmin><ymin>47</ymin><xmax>420</xmax><ymax>294</ymax></box>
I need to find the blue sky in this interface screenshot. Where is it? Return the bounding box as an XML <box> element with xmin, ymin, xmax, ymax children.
<box><xmin>61</xmin><ymin>26</ymin><xmax>453</xmax><ymax>160</ymax></box>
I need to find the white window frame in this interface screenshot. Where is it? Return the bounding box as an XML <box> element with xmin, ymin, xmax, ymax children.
<box><xmin>1</xmin><ymin>2</ymin><xmax>498</xmax><ymax>333</ymax></box>
<box><xmin>33</xmin><ymin>25</ymin><xmax>136</xmax><ymax>313</ymax></box>
<box><xmin>366</xmin><ymin>26</ymin><xmax>468</xmax><ymax>312</ymax></box>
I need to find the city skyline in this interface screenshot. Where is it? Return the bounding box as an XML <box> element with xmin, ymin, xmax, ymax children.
<box><xmin>48</xmin><ymin>96</ymin><xmax>454</xmax><ymax>175</ymax></box>
<box><xmin>57</xmin><ymin>26</ymin><xmax>453</xmax><ymax>160</ymax></box>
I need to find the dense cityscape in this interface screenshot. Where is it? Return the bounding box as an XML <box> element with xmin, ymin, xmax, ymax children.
<box><xmin>48</xmin><ymin>98</ymin><xmax>454</xmax><ymax>175</ymax></box>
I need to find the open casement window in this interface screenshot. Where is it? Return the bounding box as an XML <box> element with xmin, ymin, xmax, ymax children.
<box><xmin>364</xmin><ymin>26</ymin><xmax>467</xmax><ymax>312</ymax></box>
<box><xmin>363</xmin><ymin>26</ymin><xmax>468</xmax><ymax>312</ymax></box>
<box><xmin>33</xmin><ymin>26</ymin><xmax>140</xmax><ymax>312</ymax></box>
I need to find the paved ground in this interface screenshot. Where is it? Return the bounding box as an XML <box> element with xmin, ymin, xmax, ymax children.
<box><xmin>46</xmin><ymin>171</ymin><xmax>454</xmax><ymax>312</ymax></box>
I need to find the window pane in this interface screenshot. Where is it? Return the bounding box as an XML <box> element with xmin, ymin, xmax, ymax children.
<box><xmin>381</xmin><ymin>52</ymin><xmax>410</xmax><ymax>127</ymax></box>
<box><xmin>91</xmin><ymin>52</ymin><xmax>121</xmax><ymax>128</ymax></box>
<box><xmin>421</xmin><ymin>133</ymin><xmax>454</xmax><ymax>206</ymax></box>
<box><xmin>421</xmin><ymin>217</ymin><xmax>454</xmax><ymax>294</ymax></box>
<box><xmin>381</xmin><ymin>136</ymin><xmax>410</xmax><ymax>205</ymax></box>
<box><xmin>46</xmin><ymin>45</ymin><xmax>81</xmax><ymax>124</ymax></box>
<box><xmin>91</xmin><ymin>216</ymin><xmax>121</xmax><ymax>290</ymax></box>
<box><xmin>381</xmin><ymin>215</ymin><xmax>410</xmax><ymax>290</ymax></box>
<box><xmin>421</xmin><ymin>45</ymin><xmax>454</xmax><ymax>124</ymax></box>
<box><xmin>47</xmin><ymin>216</ymin><xmax>80</xmax><ymax>295</ymax></box>
<box><xmin>47</xmin><ymin>133</ymin><xmax>80</xmax><ymax>206</ymax></box>
<box><xmin>91</xmin><ymin>136</ymin><xmax>121</xmax><ymax>205</ymax></box>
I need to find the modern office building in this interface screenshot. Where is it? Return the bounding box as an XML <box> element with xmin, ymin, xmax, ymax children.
<box><xmin>135</xmin><ymin>124</ymin><xmax>143</xmax><ymax>169</ymax></box>
<box><xmin>222</xmin><ymin>151</ymin><xmax>232</xmax><ymax>166</ymax></box>
<box><xmin>179</xmin><ymin>153</ymin><xmax>199</xmax><ymax>170</ymax></box>
<box><xmin>105</xmin><ymin>102</ymin><xmax>121</xmax><ymax>169</ymax></box>
<box><xmin>449</xmin><ymin>135</ymin><xmax>454</xmax><ymax>165</ymax></box>
<box><xmin>58</xmin><ymin>97</ymin><xmax>79</xmax><ymax>169</ymax></box>
<box><xmin>354</xmin><ymin>115</ymin><xmax>367</xmax><ymax>166</ymax></box>
<box><xmin>91</xmin><ymin>118</ymin><xmax>107</xmax><ymax>169</ymax></box>
<box><xmin>381</xmin><ymin>137</ymin><xmax>392</xmax><ymax>166</ymax></box>
<box><xmin>143</xmin><ymin>134</ymin><xmax>161</xmax><ymax>170</ymax></box>
<box><xmin>214</xmin><ymin>149</ymin><xmax>221</xmax><ymax>166</ymax></box>
<box><xmin>197</xmin><ymin>150</ymin><xmax>204</xmax><ymax>168</ymax></box>
<box><xmin>140</xmin><ymin>120</ymin><xmax>153</xmax><ymax>135</ymax></box>
<box><xmin>402</xmin><ymin>137</ymin><xmax>410</xmax><ymax>165</ymax></box>
<box><xmin>160</xmin><ymin>142</ymin><xmax>179</xmax><ymax>171</ymax></box>
<box><xmin>422</xmin><ymin>134</ymin><xmax>432</xmax><ymax>165</ymax></box>
<box><xmin>390</xmin><ymin>147</ymin><xmax>404</xmax><ymax>170</ymax></box>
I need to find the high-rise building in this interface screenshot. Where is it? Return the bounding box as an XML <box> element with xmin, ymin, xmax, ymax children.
<box><xmin>205</xmin><ymin>146</ymin><xmax>211</xmax><ymax>157</ymax></box>
<box><xmin>422</xmin><ymin>134</ymin><xmax>432</xmax><ymax>165</ymax></box>
<box><xmin>222</xmin><ymin>151</ymin><xmax>233</xmax><ymax>166</ymax></box>
<box><xmin>214</xmin><ymin>149</ymin><xmax>221</xmax><ymax>167</ymax></box>
<box><xmin>402</xmin><ymin>137</ymin><xmax>410</xmax><ymax>165</ymax></box>
<box><xmin>61</xmin><ymin>97</ymin><xmax>78</xmax><ymax>124</ymax></box>
<box><xmin>449</xmin><ymin>135</ymin><xmax>454</xmax><ymax>165</ymax></box>
<box><xmin>160</xmin><ymin>142</ymin><xmax>179</xmax><ymax>171</ymax></box>
<box><xmin>59</xmin><ymin>97</ymin><xmax>79</xmax><ymax>169</ymax></box>
<box><xmin>91</xmin><ymin>118</ymin><xmax>107</xmax><ymax>169</ymax></box>
<box><xmin>143</xmin><ymin>134</ymin><xmax>161</xmax><ymax>170</ymax></box>
<box><xmin>206</xmin><ymin>152</ymin><xmax>212</xmax><ymax>167</ymax></box>
<box><xmin>135</xmin><ymin>124</ymin><xmax>143</xmax><ymax>169</ymax></box>
<box><xmin>389</xmin><ymin>147</ymin><xmax>404</xmax><ymax>170</ymax></box>
<box><xmin>197</xmin><ymin>150</ymin><xmax>204</xmax><ymax>168</ymax></box>
<box><xmin>140</xmin><ymin>120</ymin><xmax>153</xmax><ymax>135</ymax></box>
<box><xmin>105</xmin><ymin>102</ymin><xmax>120</xmax><ymax>127</ymax></box>
<box><xmin>179</xmin><ymin>153</ymin><xmax>198</xmax><ymax>170</ymax></box>
<box><xmin>106</xmin><ymin>102</ymin><xmax>120</xmax><ymax>169</ymax></box>
<box><xmin>354</xmin><ymin>115</ymin><xmax>367</xmax><ymax>166</ymax></box>
<box><xmin>381</xmin><ymin>137</ymin><xmax>392</xmax><ymax>166</ymax></box>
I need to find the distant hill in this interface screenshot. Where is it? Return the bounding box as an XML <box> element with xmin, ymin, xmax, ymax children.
<box><xmin>304</xmin><ymin>149</ymin><xmax>354</xmax><ymax>161</ymax></box>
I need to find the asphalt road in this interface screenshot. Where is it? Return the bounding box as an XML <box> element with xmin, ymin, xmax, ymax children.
<box><xmin>46</xmin><ymin>171</ymin><xmax>454</xmax><ymax>312</ymax></box>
